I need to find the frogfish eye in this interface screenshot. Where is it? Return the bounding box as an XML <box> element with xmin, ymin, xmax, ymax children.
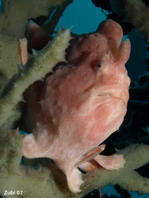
<box><xmin>90</xmin><ymin>60</ymin><xmax>102</xmax><ymax>70</ymax></box>
<box><xmin>96</xmin><ymin>63</ymin><xmax>101</xmax><ymax>69</ymax></box>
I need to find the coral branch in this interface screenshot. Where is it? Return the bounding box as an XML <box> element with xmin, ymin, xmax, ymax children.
<box><xmin>123</xmin><ymin>0</ymin><xmax>149</xmax><ymax>39</ymax></box>
<box><xmin>0</xmin><ymin>139</ymin><xmax>148</xmax><ymax>198</ymax></box>
<box><xmin>77</xmin><ymin>144</ymin><xmax>149</xmax><ymax>197</ymax></box>
<box><xmin>0</xmin><ymin>29</ymin><xmax>71</xmax><ymax>128</ymax></box>
<box><xmin>116</xmin><ymin>171</ymin><xmax>149</xmax><ymax>194</ymax></box>
<box><xmin>0</xmin><ymin>33</ymin><xmax>20</xmax><ymax>92</ymax></box>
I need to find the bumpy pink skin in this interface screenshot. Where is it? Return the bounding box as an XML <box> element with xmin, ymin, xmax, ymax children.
<box><xmin>22</xmin><ymin>20</ymin><xmax>131</xmax><ymax>193</ymax></box>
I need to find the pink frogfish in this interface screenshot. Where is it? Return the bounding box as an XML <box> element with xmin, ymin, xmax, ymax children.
<box><xmin>22</xmin><ymin>20</ymin><xmax>131</xmax><ymax>193</ymax></box>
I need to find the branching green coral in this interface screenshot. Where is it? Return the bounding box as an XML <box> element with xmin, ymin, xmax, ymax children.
<box><xmin>76</xmin><ymin>144</ymin><xmax>149</xmax><ymax>198</ymax></box>
<box><xmin>0</xmin><ymin>29</ymin><xmax>71</xmax><ymax>128</ymax></box>
<box><xmin>0</xmin><ymin>138</ymin><xmax>148</xmax><ymax>198</ymax></box>
<box><xmin>0</xmin><ymin>0</ymin><xmax>72</xmax><ymax>91</ymax></box>
<box><xmin>0</xmin><ymin>33</ymin><xmax>20</xmax><ymax>93</ymax></box>
<box><xmin>0</xmin><ymin>0</ymin><xmax>73</xmax><ymax>107</ymax></box>
<box><xmin>0</xmin><ymin>129</ymin><xmax>70</xmax><ymax>198</ymax></box>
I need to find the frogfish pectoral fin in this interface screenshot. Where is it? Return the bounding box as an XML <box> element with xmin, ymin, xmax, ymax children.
<box><xmin>94</xmin><ymin>153</ymin><xmax>126</xmax><ymax>170</ymax></box>
<box><xmin>76</xmin><ymin>144</ymin><xmax>106</xmax><ymax>167</ymax></box>
<box><xmin>79</xmin><ymin>160</ymin><xmax>100</xmax><ymax>172</ymax></box>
